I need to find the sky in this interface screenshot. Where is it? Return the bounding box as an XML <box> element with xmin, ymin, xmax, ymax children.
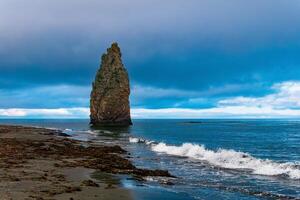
<box><xmin>1</xmin><ymin>0</ymin><xmax>300</xmax><ymax>118</ymax></box>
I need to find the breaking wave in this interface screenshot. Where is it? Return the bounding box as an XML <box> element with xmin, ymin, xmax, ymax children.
<box><xmin>151</xmin><ymin>142</ymin><xmax>300</xmax><ymax>179</ymax></box>
<box><xmin>129</xmin><ymin>137</ymin><xmax>300</xmax><ymax>179</ymax></box>
<box><xmin>129</xmin><ymin>137</ymin><xmax>156</xmax><ymax>145</ymax></box>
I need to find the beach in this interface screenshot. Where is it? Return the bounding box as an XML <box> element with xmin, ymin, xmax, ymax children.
<box><xmin>0</xmin><ymin>119</ymin><xmax>299</xmax><ymax>200</ymax></box>
<box><xmin>0</xmin><ymin>125</ymin><xmax>171</xmax><ymax>200</ymax></box>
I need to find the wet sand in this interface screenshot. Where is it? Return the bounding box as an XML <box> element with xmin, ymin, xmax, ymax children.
<box><xmin>0</xmin><ymin>125</ymin><xmax>172</xmax><ymax>200</ymax></box>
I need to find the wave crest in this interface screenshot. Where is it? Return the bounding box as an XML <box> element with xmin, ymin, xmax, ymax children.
<box><xmin>151</xmin><ymin>142</ymin><xmax>300</xmax><ymax>179</ymax></box>
<box><xmin>129</xmin><ymin>137</ymin><xmax>155</xmax><ymax>145</ymax></box>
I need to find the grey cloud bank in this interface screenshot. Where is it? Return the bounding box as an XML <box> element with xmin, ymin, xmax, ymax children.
<box><xmin>1</xmin><ymin>0</ymin><xmax>300</xmax><ymax>113</ymax></box>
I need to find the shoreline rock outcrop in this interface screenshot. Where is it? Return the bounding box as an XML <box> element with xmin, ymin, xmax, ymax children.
<box><xmin>0</xmin><ymin>125</ymin><xmax>174</xmax><ymax>199</ymax></box>
<box><xmin>90</xmin><ymin>43</ymin><xmax>132</xmax><ymax>126</ymax></box>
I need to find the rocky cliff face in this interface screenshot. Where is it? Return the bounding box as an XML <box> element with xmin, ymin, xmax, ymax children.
<box><xmin>90</xmin><ymin>43</ymin><xmax>132</xmax><ymax>126</ymax></box>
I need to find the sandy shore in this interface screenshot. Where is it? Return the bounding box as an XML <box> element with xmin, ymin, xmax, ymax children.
<box><xmin>0</xmin><ymin>125</ymin><xmax>172</xmax><ymax>200</ymax></box>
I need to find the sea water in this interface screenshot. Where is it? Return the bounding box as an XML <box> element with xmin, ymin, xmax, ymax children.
<box><xmin>1</xmin><ymin>119</ymin><xmax>299</xmax><ymax>200</ymax></box>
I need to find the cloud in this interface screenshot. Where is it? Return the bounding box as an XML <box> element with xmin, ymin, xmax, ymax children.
<box><xmin>1</xmin><ymin>0</ymin><xmax>299</xmax><ymax>42</ymax></box>
<box><xmin>132</xmin><ymin>84</ymin><xmax>251</xmax><ymax>99</ymax></box>
<box><xmin>219</xmin><ymin>81</ymin><xmax>300</xmax><ymax>109</ymax></box>
<box><xmin>1</xmin><ymin>0</ymin><xmax>300</xmax><ymax>93</ymax></box>
<box><xmin>133</xmin><ymin>81</ymin><xmax>300</xmax><ymax>117</ymax></box>
<box><xmin>2</xmin><ymin>106</ymin><xmax>300</xmax><ymax>119</ymax></box>
<box><xmin>0</xmin><ymin>108</ymin><xmax>89</xmax><ymax>118</ymax></box>
<box><xmin>131</xmin><ymin>85</ymin><xmax>198</xmax><ymax>102</ymax></box>
<box><xmin>131</xmin><ymin>83</ymin><xmax>259</xmax><ymax>108</ymax></box>
<box><xmin>0</xmin><ymin>85</ymin><xmax>90</xmax><ymax>108</ymax></box>
<box><xmin>1</xmin><ymin>83</ymin><xmax>244</xmax><ymax>109</ymax></box>
<box><xmin>132</xmin><ymin>81</ymin><xmax>300</xmax><ymax>118</ymax></box>
<box><xmin>131</xmin><ymin>107</ymin><xmax>300</xmax><ymax>119</ymax></box>
<box><xmin>2</xmin><ymin>81</ymin><xmax>300</xmax><ymax>119</ymax></box>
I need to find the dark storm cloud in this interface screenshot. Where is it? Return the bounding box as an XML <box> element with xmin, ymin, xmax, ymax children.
<box><xmin>1</xmin><ymin>0</ymin><xmax>300</xmax><ymax>108</ymax></box>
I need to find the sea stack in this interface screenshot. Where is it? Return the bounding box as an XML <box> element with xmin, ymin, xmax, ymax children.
<box><xmin>90</xmin><ymin>43</ymin><xmax>132</xmax><ymax>126</ymax></box>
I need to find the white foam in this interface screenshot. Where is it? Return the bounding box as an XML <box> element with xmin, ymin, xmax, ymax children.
<box><xmin>85</xmin><ymin>130</ymin><xmax>96</xmax><ymax>134</ymax></box>
<box><xmin>146</xmin><ymin>140</ymin><xmax>155</xmax><ymax>145</ymax></box>
<box><xmin>145</xmin><ymin>176</ymin><xmax>155</xmax><ymax>182</ymax></box>
<box><xmin>129</xmin><ymin>137</ymin><xmax>155</xmax><ymax>145</ymax></box>
<box><xmin>151</xmin><ymin>142</ymin><xmax>300</xmax><ymax>179</ymax></box>
<box><xmin>129</xmin><ymin>137</ymin><xmax>139</xmax><ymax>143</ymax></box>
<box><xmin>129</xmin><ymin>137</ymin><xmax>147</xmax><ymax>143</ymax></box>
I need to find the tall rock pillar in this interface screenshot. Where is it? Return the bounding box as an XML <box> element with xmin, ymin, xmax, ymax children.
<box><xmin>90</xmin><ymin>43</ymin><xmax>132</xmax><ymax>126</ymax></box>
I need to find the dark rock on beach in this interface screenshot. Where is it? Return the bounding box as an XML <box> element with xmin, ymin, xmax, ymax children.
<box><xmin>90</xmin><ymin>42</ymin><xmax>132</xmax><ymax>127</ymax></box>
<box><xmin>0</xmin><ymin>125</ymin><xmax>173</xmax><ymax>199</ymax></box>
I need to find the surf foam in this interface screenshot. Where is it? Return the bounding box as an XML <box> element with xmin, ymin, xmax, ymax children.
<box><xmin>151</xmin><ymin>142</ymin><xmax>300</xmax><ymax>179</ymax></box>
<box><xmin>129</xmin><ymin>137</ymin><xmax>155</xmax><ymax>145</ymax></box>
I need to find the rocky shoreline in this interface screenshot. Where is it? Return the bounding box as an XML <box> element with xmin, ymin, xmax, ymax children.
<box><xmin>0</xmin><ymin>125</ymin><xmax>173</xmax><ymax>200</ymax></box>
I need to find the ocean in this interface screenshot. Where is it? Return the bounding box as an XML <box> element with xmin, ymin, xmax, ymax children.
<box><xmin>1</xmin><ymin>119</ymin><xmax>299</xmax><ymax>200</ymax></box>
